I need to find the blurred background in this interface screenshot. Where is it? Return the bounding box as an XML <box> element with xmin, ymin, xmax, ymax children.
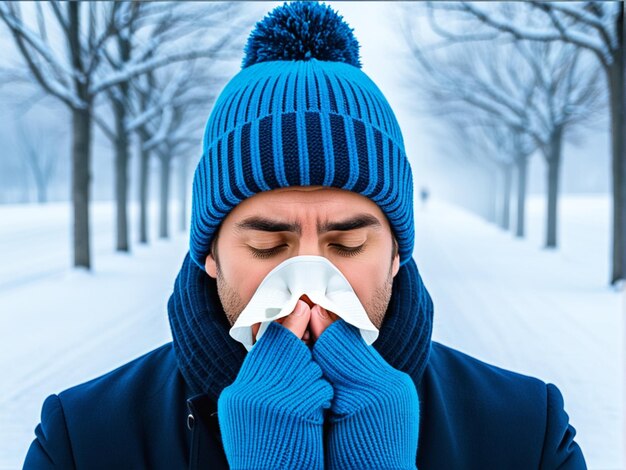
<box><xmin>0</xmin><ymin>2</ymin><xmax>623</xmax><ymax>469</ymax></box>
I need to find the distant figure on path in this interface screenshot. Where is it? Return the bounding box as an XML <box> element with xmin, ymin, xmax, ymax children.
<box><xmin>420</xmin><ymin>186</ymin><xmax>430</xmax><ymax>209</ymax></box>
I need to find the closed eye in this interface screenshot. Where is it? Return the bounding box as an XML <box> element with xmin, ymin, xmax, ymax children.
<box><xmin>248</xmin><ymin>244</ymin><xmax>365</xmax><ymax>259</ymax></box>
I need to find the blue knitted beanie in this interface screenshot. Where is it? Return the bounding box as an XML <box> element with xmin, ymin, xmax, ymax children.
<box><xmin>189</xmin><ymin>1</ymin><xmax>414</xmax><ymax>270</ymax></box>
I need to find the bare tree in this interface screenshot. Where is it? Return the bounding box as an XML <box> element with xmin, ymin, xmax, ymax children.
<box><xmin>135</xmin><ymin>69</ymin><xmax>157</xmax><ymax>245</ymax></box>
<box><xmin>127</xmin><ymin>66</ymin><xmax>198</xmax><ymax>245</ymax></box>
<box><xmin>436</xmin><ymin>110</ymin><xmax>535</xmax><ymax>234</ymax></box>
<box><xmin>471</xmin><ymin>122</ymin><xmax>533</xmax><ymax>235</ymax></box>
<box><xmin>400</xmin><ymin>30</ymin><xmax>538</xmax><ymax>237</ymax></box>
<box><xmin>178</xmin><ymin>152</ymin><xmax>191</xmax><ymax>234</ymax></box>
<box><xmin>424</xmin><ymin>1</ymin><xmax>623</xmax><ymax>283</ymax></box>
<box><xmin>0</xmin><ymin>2</ymin><xmax>243</xmax><ymax>269</ymax></box>
<box><xmin>151</xmin><ymin>92</ymin><xmax>215</xmax><ymax>239</ymax></box>
<box><xmin>15</xmin><ymin>118</ymin><xmax>61</xmax><ymax>204</ymax></box>
<box><xmin>130</xmin><ymin>59</ymin><xmax>222</xmax><ymax>241</ymax></box>
<box><xmin>401</xmin><ymin>14</ymin><xmax>604</xmax><ymax>248</ymax></box>
<box><xmin>95</xmin><ymin>2</ymin><xmax>247</xmax><ymax>252</ymax></box>
<box><xmin>515</xmin><ymin>40</ymin><xmax>604</xmax><ymax>247</ymax></box>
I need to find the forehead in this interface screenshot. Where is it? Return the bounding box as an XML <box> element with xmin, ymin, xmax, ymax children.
<box><xmin>226</xmin><ymin>186</ymin><xmax>389</xmax><ymax>226</ymax></box>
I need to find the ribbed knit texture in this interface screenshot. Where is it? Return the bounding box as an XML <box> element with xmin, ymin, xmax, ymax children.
<box><xmin>167</xmin><ymin>251</ymin><xmax>433</xmax><ymax>404</ymax></box>
<box><xmin>189</xmin><ymin>2</ymin><xmax>415</xmax><ymax>271</ymax></box>
<box><xmin>218</xmin><ymin>321</ymin><xmax>333</xmax><ymax>469</ymax></box>
<box><xmin>313</xmin><ymin>319</ymin><xmax>419</xmax><ymax>469</ymax></box>
<box><xmin>167</xmin><ymin>251</ymin><xmax>246</xmax><ymax>404</ymax></box>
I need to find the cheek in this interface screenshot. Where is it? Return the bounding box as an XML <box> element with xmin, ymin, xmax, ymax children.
<box><xmin>220</xmin><ymin>255</ymin><xmax>269</xmax><ymax>305</ymax></box>
<box><xmin>342</xmin><ymin>263</ymin><xmax>386</xmax><ymax>304</ymax></box>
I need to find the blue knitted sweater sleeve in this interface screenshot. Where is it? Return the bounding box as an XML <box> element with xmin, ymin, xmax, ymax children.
<box><xmin>217</xmin><ymin>321</ymin><xmax>333</xmax><ymax>470</ymax></box>
<box><xmin>312</xmin><ymin>319</ymin><xmax>420</xmax><ymax>470</ymax></box>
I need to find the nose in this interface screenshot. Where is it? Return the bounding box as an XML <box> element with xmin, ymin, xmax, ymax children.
<box><xmin>295</xmin><ymin>237</ymin><xmax>324</xmax><ymax>258</ymax></box>
<box><xmin>299</xmin><ymin>294</ymin><xmax>315</xmax><ymax>308</ymax></box>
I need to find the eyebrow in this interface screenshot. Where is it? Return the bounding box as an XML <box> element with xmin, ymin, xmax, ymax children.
<box><xmin>234</xmin><ymin>213</ymin><xmax>382</xmax><ymax>235</ymax></box>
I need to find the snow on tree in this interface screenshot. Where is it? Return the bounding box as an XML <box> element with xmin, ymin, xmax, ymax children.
<box><xmin>423</xmin><ymin>1</ymin><xmax>623</xmax><ymax>284</ymax></box>
<box><xmin>0</xmin><ymin>1</ymin><xmax>251</xmax><ymax>269</ymax></box>
<box><xmin>402</xmin><ymin>4</ymin><xmax>606</xmax><ymax>251</ymax></box>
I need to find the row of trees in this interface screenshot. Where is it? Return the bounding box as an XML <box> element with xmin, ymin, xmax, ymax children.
<box><xmin>401</xmin><ymin>2</ymin><xmax>622</xmax><ymax>286</ymax></box>
<box><xmin>0</xmin><ymin>2</ymin><xmax>255</xmax><ymax>269</ymax></box>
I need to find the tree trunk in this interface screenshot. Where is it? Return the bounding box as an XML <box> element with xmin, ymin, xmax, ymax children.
<box><xmin>24</xmin><ymin>146</ymin><xmax>51</xmax><ymax>204</ymax></box>
<box><xmin>479</xmin><ymin>162</ymin><xmax>497</xmax><ymax>224</ymax></box>
<box><xmin>515</xmin><ymin>157</ymin><xmax>527</xmax><ymax>238</ymax></box>
<box><xmin>114</xmin><ymin>99</ymin><xmax>130</xmax><ymax>252</ymax></box>
<box><xmin>114</xmin><ymin>34</ymin><xmax>131</xmax><ymax>252</ymax></box>
<box><xmin>545</xmin><ymin>127</ymin><xmax>563</xmax><ymax>248</ymax></box>
<box><xmin>609</xmin><ymin>5</ymin><xmax>625</xmax><ymax>285</ymax></box>
<box><xmin>138</xmin><ymin>131</ymin><xmax>150</xmax><ymax>244</ymax></box>
<box><xmin>20</xmin><ymin>159</ymin><xmax>30</xmax><ymax>203</ymax></box>
<box><xmin>159</xmin><ymin>153</ymin><xmax>171</xmax><ymax>239</ymax></box>
<box><xmin>501</xmin><ymin>163</ymin><xmax>512</xmax><ymax>231</ymax></box>
<box><xmin>36</xmin><ymin>183</ymin><xmax>47</xmax><ymax>204</ymax></box>
<box><xmin>69</xmin><ymin>3</ymin><xmax>91</xmax><ymax>269</ymax></box>
<box><xmin>71</xmin><ymin>106</ymin><xmax>92</xmax><ymax>269</ymax></box>
<box><xmin>179</xmin><ymin>154</ymin><xmax>189</xmax><ymax>232</ymax></box>
<box><xmin>34</xmin><ymin>170</ymin><xmax>47</xmax><ymax>204</ymax></box>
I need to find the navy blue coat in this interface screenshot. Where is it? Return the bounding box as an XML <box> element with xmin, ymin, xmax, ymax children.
<box><xmin>23</xmin><ymin>341</ymin><xmax>586</xmax><ymax>469</ymax></box>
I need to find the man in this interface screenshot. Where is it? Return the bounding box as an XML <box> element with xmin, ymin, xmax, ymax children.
<box><xmin>24</xmin><ymin>2</ymin><xmax>586</xmax><ymax>469</ymax></box>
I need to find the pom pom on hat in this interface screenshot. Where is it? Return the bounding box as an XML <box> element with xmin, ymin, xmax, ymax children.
<box><xmin>242</xmin><ymin>1</ymin><xmax>361</xmax><ymax>68</ymax></box>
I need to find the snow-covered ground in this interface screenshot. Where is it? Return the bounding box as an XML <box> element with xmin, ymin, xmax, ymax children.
<box><xmin>0</xmin><ymin>194</ymin><xmax>623</xmax><ymax>469</ymax></box>
<box><xmin>0</xmin><ymin>202</ymin><xmax>186</xmax><ymax>469</ymax></box>
<box><xmin>416</xmin><ymin>194</ymin><xmax>623</xmax><ymax>470</ymax></box>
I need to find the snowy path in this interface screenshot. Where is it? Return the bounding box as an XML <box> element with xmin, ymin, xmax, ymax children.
<box><xmin>0</xmin><ymin>202</ymin><xmax>186</xmax><ymax>469</ymax></box>
<box><xmin>415</xmin><ymin>195</ymin><xmax>623</xmax><ymax>470</ymax></box>
<box><xmin>0</xmin><ymin>195</ymin><xmax>623</xmax><ymax>469</ymax></box>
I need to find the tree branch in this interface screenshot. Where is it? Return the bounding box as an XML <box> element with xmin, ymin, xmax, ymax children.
<box><xmin>449</xmin><ymin>2</ymin><xmax>611</xmax><ymax>67</ymax></box>
<box><xmin>89</xmin><ymin>30</ymin><xmax>238</xmax><ymax>95</ymax></box>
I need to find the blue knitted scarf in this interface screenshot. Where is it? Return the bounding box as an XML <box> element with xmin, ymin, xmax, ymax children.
<box><xmin>167</xmin><ymin>251</ymin><xmax>434</xmax><ymax>402</ymax></box>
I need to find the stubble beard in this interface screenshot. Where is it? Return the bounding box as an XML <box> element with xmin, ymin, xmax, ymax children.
<box><xmin>216</xmin><ymin>260</ymin><xmax>394</xmax><ymax>330</ymax></box>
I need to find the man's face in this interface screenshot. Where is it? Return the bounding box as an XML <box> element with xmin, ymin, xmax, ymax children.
<box><xmin>204</xmin><ymin>186</ymin><xmax>400</xmax><ymax>330</ymax></box>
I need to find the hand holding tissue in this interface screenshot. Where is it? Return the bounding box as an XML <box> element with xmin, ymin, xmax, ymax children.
<box><xmin>229</xmin><ymin>255</ymin><xmax>379</xmax><ymax>350</ymax></box>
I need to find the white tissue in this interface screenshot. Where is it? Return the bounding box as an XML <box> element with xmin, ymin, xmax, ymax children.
<box><xmin>229</xmin><ymin>255</ymin><xmax>379</xmax><ymax>350</ymax></box>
